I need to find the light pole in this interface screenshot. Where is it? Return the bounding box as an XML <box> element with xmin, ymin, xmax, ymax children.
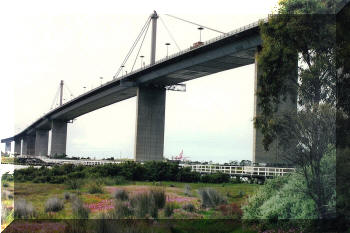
<box><xmin>140</xmin><ymin>55</ymin><xmax>144</xmax><ymax>68</ymax></box>
<box><xmin>198</xmin><ymin>27</ymin><xmax>204</xmax><ymax>42</ymax></box>
<box><xmin>83</xmin><ymin>86</ymin><xmax>86</xmax><ymax>93</ymax></box>
<box><xmin>100</xmin><ymin>77</ymin><xmax>103</xmax><ymax>86</ymax></box>
<box><xmin>165</xmin><ymin>43</ymin><xmax>170</xmax><ymax>57</ymax></box>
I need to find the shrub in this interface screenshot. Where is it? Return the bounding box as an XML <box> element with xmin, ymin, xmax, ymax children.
<box><xmin>114</xmin><ymin>201</ymin><xmax>133</xmax><ymax>218</ymax></box>
<box><xmin>72</xmin><ymin>198</ymin><xmax>90</xmax><ymax>219</ymax></box>
<box><xmin>130</xmin><ymin>192</ymin><xmax>158</xmax><ymax>218</ymax></box>
<box><xmin>114</xmin><ymin>176</ymin><xmax>128</xmax><ymax>185</ymax></box>
<box><xmin>219</xmin><ymin>203</ymin><xmax>243</xmax><ymax>219</ymax></box>
<box><xmin>114</xmin><ymin>189</ymin><xmax>129</xmax><ymax>201</ymax></box>
<box><xmin>66</xmin><ymin>179</ymin><xmax>83</xmax><ymax>190</ymax></box>
<box><xmin>238</xmin><ymin>190</ymin><xmax>246</xmax><ymax>198</ymax></box>
<box><xmin>184</xmin><ymin>184</ymin><xmax>191</xmax><ymax>196</ymax></box>
<box><xmin>2</xmin><ymin>190</ymin><xmax>13</xmax><ymax>200</ymax></box>
<box><xmin>3</xmin><ymin>182</ymin><xmax>9</xmax><ymax>187</ymax></box>
<box><xmin>182</xmin><ymin>203</ymin><xmax>195</xmax><ymax>212</ymax></box>
<box><xmin>150</xmin><ymin>188</ymin><xmax>166</xmax><ymax>209</ymax></box>
<box><xmin>198</xmin><ymin>188</ymin><xmax>227</xmax><ymax>208</ymax></box>
<box><xmin>87</xmin><ymin>181</ymin><xmax>104</xmax><ymax>194</ymax></box>
<box><xmin>45</xmin><ymin>197</ymin><xmax>64</xmax><ymax>212</ymax></box>
<box><xmin>164</xmin><ymin>202</ymin><xmax>177</xmax><ymax>217</ymax></box>
<box><xmin>14</xmin><ymin>199</ymin><xmax>35</xmax><ymax>219</ymax></box>
<box><xmin>64</xmin><ymin>192</ymin><xmax>71</xmax><ymax>200</ymax></box>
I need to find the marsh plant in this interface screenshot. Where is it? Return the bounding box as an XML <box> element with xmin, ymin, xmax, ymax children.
<box><xmin>45</xmin><ymin>197</ymin><xmax>64</xmax><ymax>212</ymax></box>
<box><xmin>72</xmin><ymin>198</ymin><xmax>90</xmax><ymax>219</ymax></box>
<box><xmin>130</xmin><ymin>192</ymin><xmax>158</xmax><ymax>218</ymax></box>
<box><xmin>184</xmin><ymin>184</ymin><xmax>191</xmax><ymax>196</ymax></box>
<box><xmin>150</xmin><ymin>187</ymin><xmax>166</xmax><ymax>209</ymax></box>
<box><xmin>114</xmin><ymin>189</ymin><xmax>129</xmax><ymax>201</ymax></box>
<box><xmin>66</xmin><ymin>179</ymin><xmax>83</xmax><ymax>190</ymax></box>
<box><xmin>198</xmin><ymin>188</ymin><xmax>227</xmax><ymax>208</ymax></box>
<box><xmin>87</xmin><ymin>181</ymin><xmax>104</xmax><ymax>194</ymax></box>
<box><xmin>164</xmin><ymin>202</ymin><xmax>177</xmax><ymax>217</ymax></box>
<box><xmin>14</xmin><ymin>199</ymin><xmax>36</xmax><ymax>219</ymax></box>
<box><xmin>114</xmin><ymin>200</ymin><xmax>133</xmax><ymax>218</ymax></box>
<box><xmin>182</xmin><ymin>203</ymin><xmax>195</xmax><ymax>212</ymax></box>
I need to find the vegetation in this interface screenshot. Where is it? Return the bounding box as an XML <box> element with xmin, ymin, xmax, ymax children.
<box><xmin>44</xmin><ymin>197</ymin><xmax>64</xmax><ymax>212</ymax></box>
<box><xmin>198</xmin><ymin>188</ymin><xmax>227</xmax><ymax>208</ymax></box>
<box><xmin>87</xmin><ymin>180</ymin><xmax>104</xmax><ymax>194</ymax></box>
<box><xmin>72</xmin><ymin>197</ymin><xmax>90</xmax><ymax>219</ymax></box>
<box><xmin>164</xmin><ymin>202</ymin><xmax>177</xmax><ymax>217</ymax></box>
<box><xmin>14</xmin><ymin>199</ymin><xmax>36</xmax><ymax>219</ymax></box>
<box><xmin>113</xmin><ymin>189</ymin><xmax>129</xmax><ymax>201</ymax></box>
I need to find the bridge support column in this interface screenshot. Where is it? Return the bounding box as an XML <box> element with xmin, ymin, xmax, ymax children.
<box><xmin>5</xmin><ymin>142</ymin><xmax>11</xmax><ymax>154</ymax></box>
<box><xmin>27</xmin><ymin>135</ymin><xmax>36</xmax><ymax>155</ymax></box>
<box><xmin>14</xmin><ymin>139</ymin><xmax>21</xmax><ymax>155</ymax></box>
<box><xmin>35</xmin><ymin>129</ymin><xmax>49</xmax><ymax>156</ymax></box>
<box><xmin>134</xmin><ymin>86</ymin><xmax>166</xmax><ymax>161</ymax></box>
<box><xmin>253</xmin><ymin>48</ymin><xmax>297</xmax><ymax>165</ymax></box>
<box><xmin>50</xmin><ymin>120</ymin><xmax>67</xmax><ymax>157</ymax></box>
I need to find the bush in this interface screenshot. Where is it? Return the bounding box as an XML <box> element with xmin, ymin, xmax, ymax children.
<box><xmin>182</xmin><ymin>203</ymin><xmax>195</xmax><ymax>212</ymax></box>
<box><xmin>114</xmin><ymin>201</ymin><xmax>133</xmax><ymax>218</ymax></box>
<box><xmin>219</xmin><ymin>203</ymin><xmax>243</xmax><ymax>219</ymax></box>
<box><xmin>66</xmin><ymin>179</ymin><xmax>83</xmax><ymax>190</ymax></box>
<box><xmin>184</xmin><ymin>184</ymin><xmax>191</xmax><ymax>196</ymax></box>
<box><xmin>87</xmin><ymin>181</ymin><xmax>104</xmax><ymax>194</ymax></box>
<box><xmin>45</xmin><ymin>197</ymin><xmax>64</xmax><ymax>212</ymax></box>
<box><xmin>238</xmin><ymin>190</ymin><xmax>246</xmax><ymax>198</ymax></box>
<box><xmin>198</xmin><ymin>188</ymin><xmax>227</xmax><ymax>208</ymax></box>
<box><xmin>164</xmin><ymin>202</ymin><xmax>177</xmax><ymax>217</ymax></box>
<box><xmin>3</xmin><ymin>182</ymin><xmax>9</xmax><ymax>187</ymax></box>
<box><xmin>150</xmin><ymin>188</ymin><xmax>166</xmax><ymax>209</ymax></box>
<box><xmin>64</xmin><ymin>192</ymin><xmax>71</xmax><ymax>200</ymax></box>
<box><xmin>114</xmin><ymin>176</ymin><xmax>128</xmax><ymax>185</ymax></box>
<box><xmin>130</xmin><ymin>192</ymin><xmax>158</xmax><ymax>218</ymax></box>
<box><xmin>72</xmin><ymin>198</ymin><xmax>90</xmax><ymax>219</ymax></box>
<box><xmin>114</xmin><ymin>189</ymin><xmax>129</xmax><ymax>201</ymax></box>
<box><xmin>14</xmin><ymin>199</ymin><xmax>35</xmax><ymax>219</ymax></box>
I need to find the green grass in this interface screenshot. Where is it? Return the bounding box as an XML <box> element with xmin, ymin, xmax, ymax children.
<box><xmin>10</xmin><ymin>180</ymin><xmax>259</xmax><ymax>220</ymax></box>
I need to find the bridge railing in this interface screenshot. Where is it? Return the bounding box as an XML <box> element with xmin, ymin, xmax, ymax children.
<box><xmin>115</xmin><ymin>17</ymin><xmax>268</xmax><ymax>82</ymax></box>
<box><xmin>180</xmin><ymin>163</ymin><xmax>295</xmax><ymax>177</ymax></box>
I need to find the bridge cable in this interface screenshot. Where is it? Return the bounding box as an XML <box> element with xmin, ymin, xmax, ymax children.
<box><xmin>159</xmin><ymin>16</ymin><xmax>181</xmax><ymax>51</ymax></box>
<box><xmin>113</xmin><ymin>16</ymin><xmax>151</xmax><ymax>79</ymax></box>
<box><xmin>165</xmin><ymin>14</ymin><xmax>225</xmax><ymax>34</ymax></box>
<box><xmin>131</xmin><ymin>19</ymin><xmax>151</xmax><ymax>72</ymax></box>
<box><xmin>64</xmin><ymin>84</ymin><xmax>75</xmax><ymax>99</ymax></box>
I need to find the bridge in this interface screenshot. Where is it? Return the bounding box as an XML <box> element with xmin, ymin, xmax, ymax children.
<box><xmin>1</xmin><ymin>12</ymin><xmax>297</xmax><ymax>164</ymax></box>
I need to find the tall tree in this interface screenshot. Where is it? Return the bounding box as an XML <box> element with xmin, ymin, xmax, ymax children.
<box><xmin>254</xmin><ymin>0</ymin><xmax>341</xmax><ymax>219</ymax></box>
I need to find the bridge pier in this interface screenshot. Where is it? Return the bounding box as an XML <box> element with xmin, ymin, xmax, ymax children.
<box><xmin>35</xmin><ymin>129</ymin><xmax>49</xmax><ymax>156</ymax></box>
<box><xmin>22</xmin><ymin>135</ymin><xmax>35</xmax><ymax>155</ymax></box>
<box><xmin>253</xmin><ymin>48</ymin><xmax>298</xmax><ymax>164</ymax></box>
<box><xmin>50</xmin><ymin>120</ymin><xmax>67</xmax><ymax>157</ymax></box>
<box><xmin>14</xmin><ymin>138</ymin><xmax>21</xmax><ymax>155</ymax></box>
<box><xmin>5</xmin><ymin>142</ymin><xmax>11</xmax><ymax>154</ymax></box>
<box><xmin>134</xmin><ymin>86</ymin><xmax>166</xmax><ymax>161</ymax></box>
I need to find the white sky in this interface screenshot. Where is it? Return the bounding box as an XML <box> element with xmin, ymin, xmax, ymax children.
<box><xmin>0</xmin><ymin>0</ymin><xmax>278</xmax><ymax>163</ymax></box>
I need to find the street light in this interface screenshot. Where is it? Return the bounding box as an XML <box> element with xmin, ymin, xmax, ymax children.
<box><xmin>121</xmin><ymin>65</ymin><xmax>125</xmax><ymax>76</ymax></box>
<box><xmin>100</xmin><ymin>77</ymin><xmax>103</xmax><ymax>86</ymax></box>
<box><xmin>83</xmin><ymin>86</ymin><xmax>86</xmax><ymax>93</ymax></box>
<box><xmin>140</xmin><ymin>55</ymin><xmax>144</xmax><ymax>68</ymax></box>
<box><xmin>165</xmin><ymin>43</ymin><xmax>171</xmax><ymax>57</ymax></box>
<box><xmin>198</xmin><ymin>27</ymin><xmax>204</xmax><ymax>42</ymax></box>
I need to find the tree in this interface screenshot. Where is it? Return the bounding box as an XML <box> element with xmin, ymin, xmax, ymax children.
<box><xmin>254</xmin><ymin>0</ymin><xmax>340</xmax><ymax>219</ymax></box>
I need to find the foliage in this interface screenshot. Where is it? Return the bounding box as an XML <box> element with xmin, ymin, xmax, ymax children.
<box><xmin>200</xmin><ymin>173</ymin><xmax>230</xmax><ymax>183</ymax></box>
<box><xmin>14</xmin><ymin>199</ymin><xmax>36</xmax><ymax>219</ymax></box>
<box><xmin>64</xmin><ymin>192</ymin><xmax>71</xmax><ymax>200</ymax></box>
<box><xmin>164</xmin><ymin>202</ymin><xmax>177</xmax><ymax>217</ymax></box>
<box><xmin>182</xmin><ymin>203</ymin><xmax>195</xmax><ymax>212</ymax></box>
<box><xmin>130</xmin><ymin>192</ymin><xmax>158</xmax><ymax>218</ymax></box>
<box><xmin>114</xmin><ymin>189</ymin><xmax>129</xmax><ymax>201</ymax></box>
<box><xmin>184</xmin><ymin>184</ymin><xmax>191</xmax><ymax>196</ymax></box>
<box><xmin>66</xmin><ymin>179</ymin><xmax>83</xmax><ymax>190</ymax></box>
<box><xmin>45</xmin><ymin>197</ymin><xmax>64</xmax><ymax>212</ymax></box>
<box><xmin>198</xmin><ymin>188</ymin><xmax>227</xmax><ymax>208</ymax></box>
<box><xmin>72</xmin><ymin>197</ymin><xmax>90</xmax><ymax>219</ymax></box>
<box><xmin>87</xmin><ymin>180</ymin><xmax>104</xmax><ymax>194</ymax></box>
<box><xmin>242</xmin><ymin>147</ymin><xmax>336</xmax><ymax>221</ymax></box>
<box><xmin>150</xmin><ymin>187</ymin><xmax>166</xmax><ymax>209</ymax></box>
<box><xmin>114</xmin><ymin>201</ymin><xmax>133</xmax><ymax>219</ymax></box>
<box><xmin>218</xmin><ymin>203</ymin><xmax>243</xmax><ymax>219</ymax></box>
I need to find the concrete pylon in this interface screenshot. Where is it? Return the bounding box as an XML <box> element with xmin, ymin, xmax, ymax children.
<box><xmin>35</xmin><ymin>129</ymin><xmax>49</xmax><ymax>156</ymax></box>
<box><xmin>5</xmin><ymin>142</ymin><xmax>11</xmax><ymax>154</ymax></box>
<box><xmin>253</xmin><ymin>48</ymin><xmax>297</xmax><ymax>165</ymax></box>
<box><xmin>50</xmin><ymin>120</ymin><xmax>67</xmax><ymax>157</ymax></box>
<box><xmin>14</xmin><ymin>138</ymin><xmax>21</xmax><ymax>155</ymax></box>
<box><xmin>27</xmin><ymin>135</ymin><xmax>36</xmax><ymax>156</ymax></box>
<box><xmin>134</xmin><ymin>86</ymin><xmax>166</xmax><ymax>161</ymax></box>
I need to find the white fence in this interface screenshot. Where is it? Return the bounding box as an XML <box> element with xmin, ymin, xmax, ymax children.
<box><xmin>180</xmin><ymin>164</ymin><xmax>295</xmax><ymax>177</ymax></box>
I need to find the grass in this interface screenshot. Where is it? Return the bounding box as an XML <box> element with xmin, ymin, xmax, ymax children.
<box><xmin>9</xmin><ymin>180</ymin><xmax>259</xmax><ymax>220</ymax></box>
